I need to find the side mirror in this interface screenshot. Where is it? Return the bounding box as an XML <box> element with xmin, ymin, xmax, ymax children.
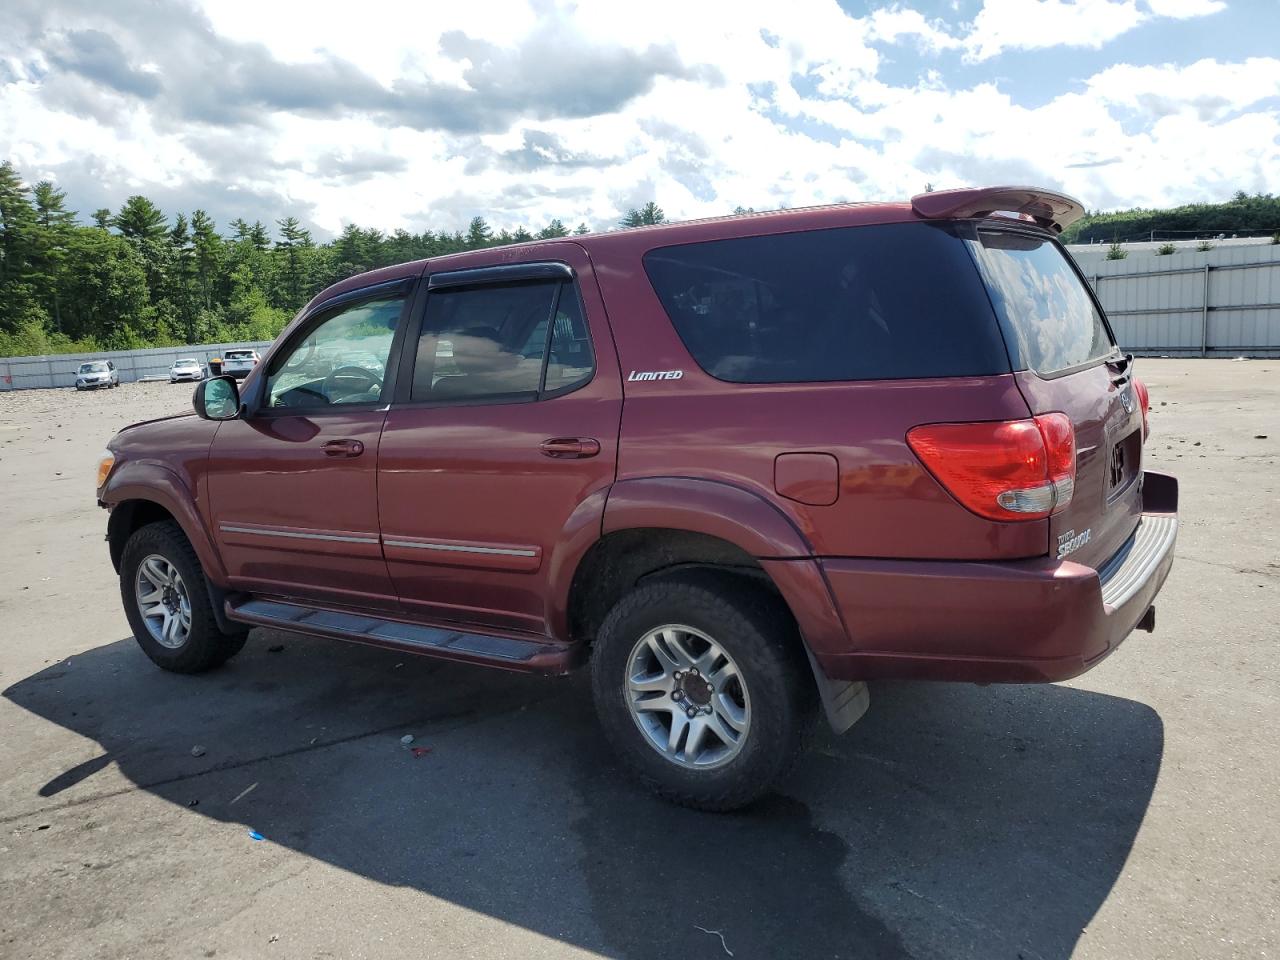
<box><xmin>193</xmin><ymin>376</ymin><xmax>241</xmax><ymax>421</ymax></box>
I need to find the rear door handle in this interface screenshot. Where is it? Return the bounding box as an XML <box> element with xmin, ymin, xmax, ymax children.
<box><xmin>322</xmin><ymin>439</ymin><xmax>365</xmax><ymax>458</ymax></box>
<box><xmin>540</xmin><ymin>437</ymin><xmax>601</xmax><ymax>459</ymax></box>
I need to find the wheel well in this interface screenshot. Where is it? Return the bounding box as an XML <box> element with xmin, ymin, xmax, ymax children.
<box><xmin>568</xmin><ymin>528</ymin><xmax>780</xmax><ymax>645</ymax></box>
<box><xmin>107</xmin><ymin>500</ymin><xmax>177</xmax><ymax>571</ymax></box>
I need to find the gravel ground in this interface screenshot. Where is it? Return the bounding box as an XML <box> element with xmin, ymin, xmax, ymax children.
<box><xmin>0</xmin><ymin>361</ymin><xmax>1276</xmax><ymax>960</ymax></box>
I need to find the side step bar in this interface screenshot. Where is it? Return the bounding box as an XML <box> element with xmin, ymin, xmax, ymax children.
<box><xmin>226</xmin><ymin>598</ymin><xmax>578</xmax><ymax>674</ymax></box>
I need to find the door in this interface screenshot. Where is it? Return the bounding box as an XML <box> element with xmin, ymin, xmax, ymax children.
<box><xmin>207</xmin><ymin>286</ymin><xmax>411</xmax><ymax>609</ymax></box>
<box><xmin>969</xmin><ymin>227</ymin><xmax>1145</xmax><ymax>570</ymax></box>
<box><xmin>378</xmin><ymin>251</ymin><xmax>622</xmax><ymax>635</ymax></box>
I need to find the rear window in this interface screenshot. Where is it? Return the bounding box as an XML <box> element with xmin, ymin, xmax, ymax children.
<box><xmin>642</xmin><ymin>222</ymin><xmax>1010</xmax><ymax>383</ymax></box>
<box><xmin>225</xmin><ymin>351</ymin><xmax>254</xmax><ymax>360</ymax></box>
<box><xmin>968</xmin><ymin>230</ymin><xmax>1113</xmax><ymax>375</ymax></box>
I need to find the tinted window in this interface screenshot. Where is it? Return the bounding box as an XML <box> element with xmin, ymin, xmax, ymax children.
<box><xmin>266</xmin><ymin>296</ymin><xmax>403</xmax><ymax>408</ymax></box>
<box><xmin>643</xmin><ymin>222</ymin><xmax>1009</xmax><ymax>383</ymax></box>
<box><xmin>411</xmin><ymin>280</ymin><xmax>591</xmax><ymax>401</ymax></box>
<box><xmin>969</xmin><ymin>230</ymin><xmax>1113</xmax><ymax>375</ymax></box>
<box><xmin>544</xmin><ymin>288</ymin><xmax>594</xmax><ymax>393</ymax></box>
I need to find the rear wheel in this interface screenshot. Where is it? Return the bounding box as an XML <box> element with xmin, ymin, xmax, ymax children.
<box><xmin>120</xmin><ymin>520</ymin><xmax>247</xmax><ymax>673</ymax></box>
<box><xmin>591</xmin><ymin>572</ymin><xmax>815</xmax><ymax>811</ymax></box>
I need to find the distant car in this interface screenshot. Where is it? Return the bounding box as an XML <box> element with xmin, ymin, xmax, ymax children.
<box><xmin>221</xmin><ymin>349</ymin><xmax>260</xmax><ymax>380</ymax></box>
<box><xmin>75</xmin><ymin>360</ymin><xmax>119</xmax><ymax>390</ymax></box>
<box><xmin>169</xmin><ymin>358</ymin><xmax>206</xmax><ymax>383</ymax></box>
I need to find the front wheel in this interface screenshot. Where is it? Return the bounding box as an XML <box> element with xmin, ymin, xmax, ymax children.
<box><xmin>591</xmin><ymin>573</ymin><xmax>815</xmax><ymax>811</ymax></box>
<box><xmin>120</xmin><ymin>520</ymin><xmax>247</xmax><ymax>673</ymax></box>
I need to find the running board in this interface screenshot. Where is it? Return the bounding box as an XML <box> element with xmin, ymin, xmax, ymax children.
<box><xmin>226</xmin><ymin>598</ymin><xmax>578</xmax><ymax>674</ymax></box>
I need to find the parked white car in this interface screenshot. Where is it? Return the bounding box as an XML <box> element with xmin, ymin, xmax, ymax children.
<box><xmin>220</xmin><ymin>349</ymin><xmax>259</xmax><ymax>380</ymax></box>
<box><xmin>169</xmin><ymin>358</ymin><xmax>206</xmax><ymax>383</ymax></box>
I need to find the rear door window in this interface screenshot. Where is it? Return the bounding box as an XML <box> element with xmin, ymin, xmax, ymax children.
<box><xmin>642</xmin><ymin>222</ymin><xmax>1010</xmax><ymax>383</ymax></box>
<box><xmin>968</xmin><ymin>230</ymin><xmax>1114</xmax><ymax>375</ymax></box>
<box><xmin>411</xmin><ymin>280</ymin><xmax>593</xmax><ymax>402</ymax></box>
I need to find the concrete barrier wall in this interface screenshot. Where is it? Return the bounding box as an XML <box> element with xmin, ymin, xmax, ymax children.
<box><xmin>0</xmin><ymin>342</ymin><xmax>272</xmax><ymax>391</ymax></box>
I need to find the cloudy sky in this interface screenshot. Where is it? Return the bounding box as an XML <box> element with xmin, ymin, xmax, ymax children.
<box><xmin>2</xmin><ymin>0</ymin><xmax>1278</xmax><ymax>239</ymax></box>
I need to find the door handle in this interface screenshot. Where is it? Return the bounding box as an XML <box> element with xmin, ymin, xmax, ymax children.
<box><xmin>540</xmin><ymin>437</ymin><xmax>601</xmax><ymax>459</ymax></box>
<box><xmin>321</xmin><ymin>439</ymin><xmax>365</xmax><ymax>458</ymax></box>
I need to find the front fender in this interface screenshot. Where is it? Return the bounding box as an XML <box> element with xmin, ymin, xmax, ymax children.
<box><xmin>103</xmin><ymin>461</ymin><xmax>227</xmax><ymax>585</ymax></box>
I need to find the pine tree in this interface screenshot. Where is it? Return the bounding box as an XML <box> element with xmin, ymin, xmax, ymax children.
<box><xmin>274</xmin><ymin>215</ymin><xmax>314</xmax><ymax>308</ymax></box>
<box><xmin>621</xmin><ymin>202</ymin><xmax>665</xmax><ymax>227</ymax></box>
<box><xmin>0</xmin><ymin>161</ymin><xmax>43</xmax><ymax>334</ymax></box>
<box><xmin>112</xmin><ymin>195</ymin><xmax>168</xmax><ymax>241</ymax></box>
<box><xmin>465</xmin><ymin>216</ymin><xmax>493</xmax><ymax>249</ymax></box>
<box><xmin>538</xmin><ymin>219</ymin><xmax>569</xmax><ymax>239</ymax></box>
<box><xmin>31</xmin><ymin>181</ymin><xmax>77</xmax><ymax>331</ymax></box>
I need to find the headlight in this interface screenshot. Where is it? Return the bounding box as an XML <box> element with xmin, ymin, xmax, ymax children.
<box><xmin>96</xmin><ymin>451</ymin><xmax>116</xmax><ymax>489</ymax></box>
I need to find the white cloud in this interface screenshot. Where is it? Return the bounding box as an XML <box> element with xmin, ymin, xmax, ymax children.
<box><xmin>963</xmin><ymin>0</ymin><xmax>1146</xmax><ymax>61</ymax></box>
<box><xmin>0</xmin><ymin>0</ymin><xmax>1272</xmax><ymax>238</ymax></box>
<box><xmin>961</xmin><ymin>0</ymin><xmax>1226</xmax><ymax>61</ymax></box>
<box><xmin>1144</xmin><ymin>0</ymin><xmax>1226</xmax><ymax>16</ymax></box>
<box><xmin>867</xmin><ymin>7</ymin><xmax>962</xmax><ymax>52</ymax></box>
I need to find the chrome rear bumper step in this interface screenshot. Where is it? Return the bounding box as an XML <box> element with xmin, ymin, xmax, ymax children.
<box><xmin>1097</xmin><ymin>514</ymin><xmax>1178</xmax><ymax>609</ymax></box>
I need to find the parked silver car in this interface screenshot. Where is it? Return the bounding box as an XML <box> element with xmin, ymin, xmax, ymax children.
<box><xmin>169</xmin><ymin>358</ymin><xmax>206</xmax><ymax>383</ymax></box>
<box><xmin>75</xmin><ymin>361</ymin><xmax>119</xmax><ymax>390</ymax></box>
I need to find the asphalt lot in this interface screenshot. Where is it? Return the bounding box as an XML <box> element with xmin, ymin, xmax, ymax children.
<box><xmin>0</xmin><ymin>360</ymin><xmax>1276</xmax><ymax>960</ymax></box>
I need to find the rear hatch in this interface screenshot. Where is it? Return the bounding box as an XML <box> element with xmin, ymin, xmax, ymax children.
<box><xmin>967</xmin><ymin>225</ymin><xmax>1144</xmax><ymax>570</ymax></box>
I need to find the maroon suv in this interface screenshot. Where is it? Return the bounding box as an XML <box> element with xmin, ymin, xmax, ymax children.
<box><xmin>97</xmin><ymin>186</ymin><xmax>1177</xmax><ymax>810</ymax></box>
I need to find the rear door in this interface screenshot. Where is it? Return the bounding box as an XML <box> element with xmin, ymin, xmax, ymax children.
<box><xmin>377</xmin><ymin>249</ymin><xmax>622</xmax><ymax>635</ymax></box>
<box><xmin>968</xmin><ymin>226</ymin><xmax>1144</xmax><ymax>570</ymax></box>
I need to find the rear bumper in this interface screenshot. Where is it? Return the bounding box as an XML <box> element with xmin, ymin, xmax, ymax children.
<box><xmin>812</xmin><ymin>471</ymin><xmax>1178</xmax><ymax>683</ymax></box>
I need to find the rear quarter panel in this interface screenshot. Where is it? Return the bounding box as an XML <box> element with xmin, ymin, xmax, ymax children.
<box><xmin>592</xmin><ymin>233</ymin><xmax>1045</xmax><ymax>561</ymax></box>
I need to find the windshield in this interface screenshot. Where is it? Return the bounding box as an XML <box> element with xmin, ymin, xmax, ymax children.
<box><xmin>175</xmin><ymin>359</ymin><xmax>198</xmax><ymax>366</ymax></box>
<box><xmin>79</xmin><ymin>362</ymin><xmax>108</xmax><ymax>373</ymax></box>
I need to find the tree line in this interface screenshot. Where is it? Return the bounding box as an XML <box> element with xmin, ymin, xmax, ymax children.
<box><xmin>1061</xmin><ymin>191</ymin><xmax>1280</xmax><ymax>245</ymax></box>
<box><xmin>0</xmin><ymin>160</ymin><xmax>675</xmax><ymax>358</ymax></box>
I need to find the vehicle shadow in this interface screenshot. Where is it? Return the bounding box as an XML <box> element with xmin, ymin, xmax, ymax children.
<box><xmin>4</xmin><ymin>633</ymin><xmax>1163</xmax><ymax>960</ymax></box>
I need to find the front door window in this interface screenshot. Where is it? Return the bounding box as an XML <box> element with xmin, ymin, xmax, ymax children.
<box><xmin>266</xmin><ymin>296</ymin><xmax>404</xmax><ymax>409</ymax></box>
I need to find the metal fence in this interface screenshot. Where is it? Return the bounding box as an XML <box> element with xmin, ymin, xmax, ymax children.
<box><xmin>0</xmin><ymin>342</ymin><xmax>273</xmax><ymax>391</ymax></box>
<box><xmin>1070</xmin><ymin>242</ymin><xmax>1280</xmax><ymax>357</ymax></box>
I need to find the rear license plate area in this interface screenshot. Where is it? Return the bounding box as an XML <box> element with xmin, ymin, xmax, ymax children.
<box><xmin>1106</xmin><ymin>430</ymin><xmax>1141</xmax><ymax>501</ymax></box>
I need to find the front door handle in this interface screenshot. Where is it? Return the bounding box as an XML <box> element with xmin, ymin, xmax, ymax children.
<box><xmin>540</xmin><ymin>437</ymin><xmax>601</xmax><ymax>459</ymax></box>
<box><xmin>322</xmin><ymin>439</ymin><xmax>365</xmax><ymax>458</ymax></box>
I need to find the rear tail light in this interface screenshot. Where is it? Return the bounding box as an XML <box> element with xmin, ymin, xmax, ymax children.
<box><xmin>907</xmin><ymin>413</ymin><xmax>1076</xmax><ymax>522</ymax></box>
<box><xmin>1133</xmin><ymin>377</ymin><xmax>1150</xmax><ymax>440</ymax></box>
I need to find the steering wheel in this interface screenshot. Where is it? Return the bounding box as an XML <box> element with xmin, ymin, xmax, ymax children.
<box><xmin>323</xmin><ymin>365</ymin><xmax>384</xmax><ymax>402</ymax></box>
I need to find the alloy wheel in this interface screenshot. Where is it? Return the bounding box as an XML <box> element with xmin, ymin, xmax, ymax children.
<box><xmin>135</xmin><ymin>554</ymin><xmax>192</xmax><ymax>649</ymax></box>
<box><xmin>625</xmin><ymin>624</ymin><xmax>751</xmax><ymax>768</ymax></box>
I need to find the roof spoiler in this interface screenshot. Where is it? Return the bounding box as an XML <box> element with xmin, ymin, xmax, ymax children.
<box><xmin>910</xmin><ymin>186</ymin><xmax>1085</xmax><ymax>234</ymax></box>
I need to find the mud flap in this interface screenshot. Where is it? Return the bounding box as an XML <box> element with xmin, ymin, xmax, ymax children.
<box><xmin>805</xmin><ymin>649</ymin><xmax>870</xmax><ymax>734</ymax></box>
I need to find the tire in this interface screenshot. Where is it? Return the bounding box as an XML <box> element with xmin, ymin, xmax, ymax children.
<box><xmin>591</xmin><ymin>571</ymin><xmax>816</xmax><ymax>811</ymax></box>
<box><xmin>120</xmin><ymin>520</ymin><xmax>248</xmax><ymax>673</ymax></box>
